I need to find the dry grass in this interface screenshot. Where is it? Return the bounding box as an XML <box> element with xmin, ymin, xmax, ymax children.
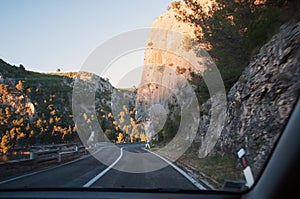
<box><xmin>178</xmin><ymin>146</ymin><xmax>244</xmax><ymax>189</ymax></box>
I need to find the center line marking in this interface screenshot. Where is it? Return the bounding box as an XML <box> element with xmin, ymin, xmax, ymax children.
<box><xmin>83</xmin><ymin>147</ymin><xmax>123</xmax><ymax>187</ymax></box>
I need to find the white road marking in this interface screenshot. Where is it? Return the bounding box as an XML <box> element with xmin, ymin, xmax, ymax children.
<box><xmin>83</xmin><ymin>147</ymin><xmax>123</xmax><ymax>187</ymax></box>
<box><xmin>145</xmin><ymin>149</ymin><xmax>206</xmax><ymax>190</ymax></box>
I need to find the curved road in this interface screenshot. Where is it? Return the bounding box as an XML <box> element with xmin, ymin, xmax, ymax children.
<box><xmin>0</xmin><ymin>144</ymin><xmax>204</xmax><ymax>190</ymax></box>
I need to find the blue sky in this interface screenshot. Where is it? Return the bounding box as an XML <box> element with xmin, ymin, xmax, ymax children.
<box><xmin>0</xmin><ymin>0</ymin><xmax>173</xmax><ymax>87</ymax></box>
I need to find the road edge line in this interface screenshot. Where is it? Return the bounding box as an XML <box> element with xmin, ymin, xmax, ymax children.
<box><xmin>83</xmin><ymin>147</ymin><xmax>123</xmax><ymax>187</ymax></box>
<box><xmin>145</xmin><ymin>149</ymin><xmax>206</xmax><ymax>190</ymax></box>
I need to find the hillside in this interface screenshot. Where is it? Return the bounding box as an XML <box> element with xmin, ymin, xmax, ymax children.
<box><xmin>0</xmin><ymin>59</ymin><xmax>142</xmax><ymax>155</ymax></box>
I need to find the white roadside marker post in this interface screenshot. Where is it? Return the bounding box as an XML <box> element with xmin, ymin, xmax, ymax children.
<box><xmin>237</xmin><ymin>148</ymin><xmax>254</xmax><ymax>188</ymax></box>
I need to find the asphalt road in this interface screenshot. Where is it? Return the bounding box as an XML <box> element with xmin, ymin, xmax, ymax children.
<box><xmin>0</xmin><ymin>144</ymin><xmax>203</xmax><ymax>190</ymax></box>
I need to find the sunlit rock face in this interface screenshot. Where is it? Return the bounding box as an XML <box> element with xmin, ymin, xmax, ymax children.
<box><xmin>135</xmin><ymin>1</ymin><xmax>220</xmax><ymax>141</ymax></box>
<box><xmin>143</xmin><ymin>7</ymin><xmax>197</xmax><ymax>79</ymax></box>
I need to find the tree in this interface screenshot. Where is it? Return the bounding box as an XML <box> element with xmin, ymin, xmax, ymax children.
<box><xmin>19</xmin><ymin>64</ymin><xmax>25</xmax><ymax>70</ymax></box>
<box><xmin>173</xmin><ymin>0</ymin><xmax>298</xmax><ymax>93</ymax></box>
<box><xmin>15</xmin><ymin>80</ymin><xmax>24</xmax><ymax>91</ymax></box>
<box><xmin>0</xmin><ymin>134</ymin><xmax>11</xmax><ymax>154</ymax></box>
<box><xmin>117</xmin><ymin>133</ymin><xmax>124</xmax><ymax>143</ymax></box>
<box><xmin>62</xmin><ymin>126</ymin><xmax>73</xmax><ymax>143</ymax></box>
<box><xmin>105</xmin><ymin>129</ymin><xmax>117</xmax><ymax>142</ymax></box>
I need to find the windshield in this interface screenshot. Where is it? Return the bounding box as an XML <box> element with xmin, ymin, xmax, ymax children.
<box><xmin>0</xmin><ymin>0</ymin><xmax>299</xmax><ymax>193</ymax></box>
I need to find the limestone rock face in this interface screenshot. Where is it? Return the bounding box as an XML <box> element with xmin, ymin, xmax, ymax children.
<box><xmin>143</xmin><ymin>8</ymin><xmax>196</xmax><ymax>77</ymax></box>
<box><xmin>136</xmin><ymin>2</ymin><xmax>213</xmax><ymax>128</ymax></box>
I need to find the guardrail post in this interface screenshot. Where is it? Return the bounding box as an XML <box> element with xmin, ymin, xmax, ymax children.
<box><xmin>30</xmin><ymin>152</ymin><xmax>35</xmax><ymax>160</ymax></box>
<box><xmin>57</xmin><ymin>153</ymin><xmax>61</xmax><ymax>162</ymax></box>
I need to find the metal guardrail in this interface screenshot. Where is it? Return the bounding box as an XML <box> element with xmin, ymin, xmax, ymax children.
<box><xmin>1</xmin><ymin>145</ymin><xmax>87</xmax><ymax>166</ymax></box>
<box><xmin>30</xmin><ymin>143</ymin><xmax>78</xmax><ymax>151</ymax></box>
<box><xmin>57</xmin><ymin>151</ymin><xmax>78</xmax><ymax>162</ymax></box>
<box><xmin>31</xmin><ymin>146</ymin><xmax>87</xmax><ymax>163</ymax></box>
<box><xmin>30</xmin><ymin>149</ymin><xmax>59</xmax><ymax>160</ymax></box>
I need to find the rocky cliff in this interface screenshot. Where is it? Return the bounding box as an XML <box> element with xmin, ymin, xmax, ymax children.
<box><xmin>137</xmin><ymin>0</ymin><xmax>300</xmax><ymax>176</ymax></box>
<box><xmin>216</xmin><ymin>21</ymin><xmax>300</xmax><ymax>172</ymax></box>
<box><xmin>186</xmin><ymin>19</ymin><xmax>300</xmax><ymax>176</ymax></box>
<box><xmin>135</xmin><ymin>1</ymin><xmax>219</xmax><ymax>140</ymax></box>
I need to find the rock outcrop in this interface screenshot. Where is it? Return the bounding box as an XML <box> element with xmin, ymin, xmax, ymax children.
<box><xmin>195</xmin><ymin>20</ymin><xmax>300</xmax><ymax>173</ymax></box>
<box><xmin>216</xmin><ymin>20</ymin><xmax>300</xmax><ymax>172</ymax></box>
<box><xmin>136</xmin><ymin>1</ymin><xmax>219</xmax><ymax>141</ymax></box>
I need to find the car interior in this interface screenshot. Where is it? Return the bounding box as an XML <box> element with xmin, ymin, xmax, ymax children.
<box><xmin>0</xmin><ymin>0</ymin><xmax>299</xmax><ymax>199</ymax></box>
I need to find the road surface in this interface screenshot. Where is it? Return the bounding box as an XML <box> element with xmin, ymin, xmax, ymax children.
<box><xmin>0</xmin><ymin>144</ymin><xmax>204</xmax><ymax>190</ymax></box>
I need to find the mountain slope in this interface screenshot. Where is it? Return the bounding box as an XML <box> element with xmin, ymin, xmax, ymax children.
<box><xmin>0</xmin><ymin>59</ymin><xmax>140</xmax><ymax>155</ymax></box>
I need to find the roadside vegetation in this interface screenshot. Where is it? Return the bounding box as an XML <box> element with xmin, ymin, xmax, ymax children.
<box><xmin>178</xmin><ymin>144</ymin><xmax>243</xmax><ymax>189</ymax></box>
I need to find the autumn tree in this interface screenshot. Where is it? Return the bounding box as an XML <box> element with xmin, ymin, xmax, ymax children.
<box><xmin>0</xmin><ymin>134</ymin><xmax>11</xmax><ymax>154</ymax></box>
<box><xmin>117</xmin><ymin>132</ymin><xmax>124</xmax><ymax>143</ymax></box>
<box><xmin>15</xmin><ymin>80</ymin><xmax>24</xmax><ymax>91</ymax></box>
